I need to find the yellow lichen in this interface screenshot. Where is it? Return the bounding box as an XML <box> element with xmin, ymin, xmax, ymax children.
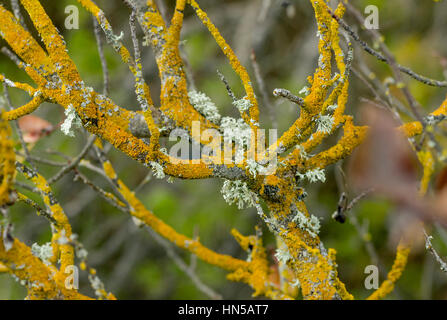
<box><xmin>367</xmin><ymin>243</ymin><xmax>410</xmax><ymax>300</ymax></box>
<box><xmin>0</xmin><ymin>0</ymin><xmax>440</xmax><ymax>301</ymax></box>
<box><xmin>0</xmin><ymin>112</ymin><xmax>16</xmax><ymax>206</ymax></box>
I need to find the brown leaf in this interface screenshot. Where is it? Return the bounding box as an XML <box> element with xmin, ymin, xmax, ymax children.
<box><xmin>435</xmin><ymin>166</ymin><xmax>447</xmax><ymax>193</ymax></box>
<box><xmin>347</xmin><ymin>104</ymin><xmax>447</xmax><ymax>236</ymax></box>
<box><xmin>348</xmin><ymin>103</ymin><xmax>419</xmax><ymax>193</ymax></box>
<box><xmin>18</xmin><ymin>115</ymin><xmax>54</xmax><ymax>143</ymax></box>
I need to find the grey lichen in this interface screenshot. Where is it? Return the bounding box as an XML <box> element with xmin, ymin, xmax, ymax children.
<box><xmin>188</xmin><ymin>90</ymin><xmax>221</xmax><ymax>124</ymax></box>
<box><xmin>31</xmin><ymin>242</ymin><xmax>53</xmax><ymax>265</ymax></box>
<box><xmin>221</xmin><ymin>180</ymin><xmax>256</xmax><ymax>209</ymax></box>
<box><xmin>61</xmin><ymin>104</ymin><xmax>82</xmax><ymax>137</ymax></box>
<box><xmin>297</xmin><ymin>168</ymin><xmax>326</xmax><ymax>183</ymax></box>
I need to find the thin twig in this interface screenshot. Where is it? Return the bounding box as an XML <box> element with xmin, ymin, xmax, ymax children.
<box><xmin>1</xmin><ymin>47</ymin><xmax>24</xmax><ymax>68</ymax></box>
<box><xmin>334</xmin><ymin>166</ymin><xmax>383</xmax><ymax>269</ymax></box>
<box><xmin>351</xmin><ymin>67</ymin><xmax>393</xmax><ymax>112</ymax></box>
<box><xmin>14</xmin><ymin>152</ymin><xmax>65</xmax><ymax>167</ymax></box>
<box><xmin>338</xmin><ymin>4</ymin><xmax>442</xmax><ymax>154</ymax></box>
<box><xmin>16</xmin><ymin>193</ymin><xmax>58</xmax><ymax>226</ymax></box>
<box><xmin>217</xmin><ymin>70</ymin><xmax>236</xmax><ymax>102</ymax></box>
<box><xmin>14</xmin><ymin>181</ymin><xmax>36</xmax><ymax>193</ymax></box>
<box><xmin>2</xmin><ymin>82</ymin><xmax>37</xmax><ymax>172</ymax></box>
<box><xmin>73</xmin><ymin>170</ymin><xmax>129</xmax><ymax>213</ymax></box>
<box><xmin>10</xmin><ymin>0</ymin><xmax>29</xmax><ymax>32</ymax></box>
<box><xmin>93</xmin><ymin>17</ymin><xmax>110</xmax><ymax>96</ymax></box>
<box><xmin>133</xmin><ymin>173</ymin><xmax>152</xmax><ymax>194</ymax></box>
<box><xmin>329</xmin><ymin>5</ymin><xmax>447</xmax><ymax>87</ymax></box>
<box><xmin>346</xmin><ymin>188</ymin><xmax>375</xmax><ymax>211</ymax></box>
<box><xmin>47</xmin><ymin>135</ymin><xmax>96</xmax><ymax>185</ymax></box>
<box><xmin>424</xmin><ymin>229</ymin><xmax>447</xmax><ymax>274</ymax></box>
<box><xmin>250</xmin><ymin>50</ymin><xmax>277</xmax><ymax>128</ymax></box>
<box><xmin>144</xmin><ymin>226</ymin><xmax>223</xmax><ymax>300</ymax></box>
<box><xmin>273</xmin><ymin>88</ymin><xmax>305</xmax><ymax>109</ymax></box>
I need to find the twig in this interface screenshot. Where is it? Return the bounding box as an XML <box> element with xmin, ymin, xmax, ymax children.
<box><xmin>14</xmin><ymin>152</ymin><xmax>65</xmax><ymax>167</ymax></box>
<box><xmin>337</xmin><ymin>10</ymin><xmax>426</xmax><ymax>127</ymax></box>
<box><xmin>14</xmin><ymin>181</ymin><xmax>36</xmax><ymax>193</ymax></box>
<box><xmin>334</xmin><ymin>167</ymin><xmax>383</xmax><ymax>269</ymax></box>
<box><xmin>144</xmin><ymin>226</ymin><xmax>223</xmax><ymax>300</ymax></box>
<box><xmin>93</xmin><ymin>17</ymin><xmax>110</xmax><ymax>96</ymax></box>
<box><xmin>217</xmin><ymin>70</ymin><xmax>236</xmax><ymax>102</ymax></box>
<box><xmin>354</xmin><ymin>48</ymin><xmax>412</xmax><ymax>119</ymax></box>
<box><xmin>16</xmin><ymin>193</ymin><xmax>58</xmax><ymax>226</ymax></box>
<box><xmin>331</xmin><ymin>189</ymin><xmax>373</xmax><ymax>223</ymax></box>
<box><xmin>273</xmin><ymin>88</ymin><xmax>305</xmax><ymax>109</ymax></box>
<box><xmin>47</xmin><ymin>135</ymin><xmax>96</xmax><ymax>185</ymax></box>
<box><xmin>351</xmin><ymin>67</ymin><xmax>393</xmax><ymax>113</ymax></box>
<box><xmin>2</xmin><ymin>82</ymin><xmax>37</xmax><ymax>172</ymax></box>
<box><xmin>346</xmin><ymin>188</ymin><xmax>375</xmax><ymax>211</ymax></box>
<box><xmin>10</xmin><ymin>0</ymin><xmax>29</xmax><ymax>32</ymax></box>
<box><xmin>74</xmin><ymin>158</ymin><xmax>222</xmax><ymax>300</ymax></box>
<box><xmin>73</xmin><ymin>170</ymin><xmax>129</xmax><ymax>213</ymax></box>
<box><xmin>250</xmin><ymin>50</ymin><xmax>277</xmax><ymax>128</ymax></box>
<box><xmin>424</xmin><ymin>229</ymin><xmax>447</xmax><ymax>274</ymax></box>
<box><xmin>1</xmin><ymin>47</ymin><xmax>24</xmax><ymax>68</ymax></box>
<box><xmin>133</xmin><ymin>173</ymin><xmax>152</xmax><ymax>194</ymax></box>
<box><xmin>338</xmin><ymin>4</ymin><xmax>442</xmax><ymax>154</ymax></box>
<box><xmin>329</xmin><ymin>6</ymin><xmax>447</xmax><ymax>87</ymax></box>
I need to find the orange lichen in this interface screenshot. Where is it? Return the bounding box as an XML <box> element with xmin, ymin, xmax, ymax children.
<box><xmin>188</xmin><ymin>0</ymin><xmax>259</xmax><ymax>127</ymax></box>
<box><xmin>304</xmin><ymin>117</ymin><xmax>368</xmax><ymax>171</ymax></box>
<box><xmin>16</xmin><ymin>163</ymin><xmax>74</xmax><ymax>275</ymax></box>
<box><xmin>367</xmin><ymin>243</ymin><xmax>410</xmax><ymax>300</ymax></box>
<box><xmin>1</xmin><ymin>0</ymin><xmax>361</xmax><ymax>300</ymax></box>
<box><xmin>0</xmin><ymin>238</ymin><xmax>91</xmax><ymax>300</ymax></box>
<box><xmin>0</xmin><ymin>4</ymin><xmax>51</xmax><ymax>85</ymax></box>
<box><xmin>3</xmin><ymin>94</ymin><xmax>44</xmax><ymax>121</ymax></box>
<box><xmin>417</xmin><ymin>149</ymin><xmax>435</xmax><ymax>195</ymax></box>
<box><xmin>0</xmin><ymin>263</ymin><xmax>8</xmax><ymax>273</ymax></box>
<box><xmin>0</xmin><ymin>0</ymin><xmax>440</xmax><ymax>301</ymax></box>
<box><xmin>400</xmin><ymin>94</ymin><xmax>447</xmax><ymax>137</ymax></box>
<box><xmin>98</xmin><ymin>145</ymin><xmax>247</xmax><ymax>272</ymax></box>
<box><xmin>19</xmin><ymin>0</ymin><xmax>82</xmax><ymax>84</ymax></box>
<box><xmin>0</xmin><ymin>112</ymin><xmax>16</xmax><ymax>206</ymax></box>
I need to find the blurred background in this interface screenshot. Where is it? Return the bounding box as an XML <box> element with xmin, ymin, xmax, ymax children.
<box><xmin>1</xmin><ymin>0</ymin><xmax>447</xmax><ymax>299</ymax></box>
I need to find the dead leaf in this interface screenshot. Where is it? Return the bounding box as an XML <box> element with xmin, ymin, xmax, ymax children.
<box><xmin>348</xmin><ymin>103</ymin><xmax>419</xmax><ymax>193</ymax></box>
<box><xmin>347</xmin><ymin>103</ymin><xmax>447</xmax><ymax>237</ymax></box>
<box><xmin>18</xmin><ymin>115</ymin><xmax>54</xmax><ymax>143</ymax></box>
<box><xmin>435</xmin><ymin>166</ymin><xmax>447</xmax><ymax>193</ymax></box>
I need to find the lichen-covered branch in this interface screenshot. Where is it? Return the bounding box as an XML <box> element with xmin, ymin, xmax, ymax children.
<box><xmin>0</xmin><ymin>0</ymin><xmax>444</xmax><ymax>300</ymax></box>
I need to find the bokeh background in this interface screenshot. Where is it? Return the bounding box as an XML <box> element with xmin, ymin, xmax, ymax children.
<box><xmin>1</xmin><ymin>0</ymin><xmax>447</xmax><ymax>299</ymax></box>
